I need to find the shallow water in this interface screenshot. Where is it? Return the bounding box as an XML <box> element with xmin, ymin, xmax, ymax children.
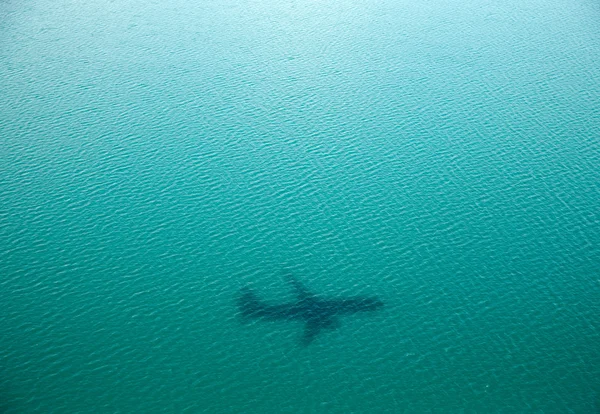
<box><xmin>1</xmin><ymin>0</ymin><xmax>599</xmax><ymax>412</ymax></box>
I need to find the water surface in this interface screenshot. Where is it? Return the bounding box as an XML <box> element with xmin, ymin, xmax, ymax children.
<box><xmin>1</xmin><ymin>0</ymin><xmax>599</xmax><ymax>411</ymax></box>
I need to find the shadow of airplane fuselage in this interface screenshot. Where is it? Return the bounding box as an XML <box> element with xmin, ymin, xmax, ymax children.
<box><xmin>238</xmin><ymin>275</ymin><xmax>384</xmax><ymax>345</ymax></box>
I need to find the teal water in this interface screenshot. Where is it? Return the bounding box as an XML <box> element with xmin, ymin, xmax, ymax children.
<box><xmin>1</xmin><ymin>0</ymin><xmax>599</xmax><ymax>411</ymax></box>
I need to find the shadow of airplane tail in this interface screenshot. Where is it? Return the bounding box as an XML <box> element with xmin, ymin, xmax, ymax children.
<box><xmin>237</xmin><ymin>287</ymin><xmax>264</xmax><ymax>320</ymax></box>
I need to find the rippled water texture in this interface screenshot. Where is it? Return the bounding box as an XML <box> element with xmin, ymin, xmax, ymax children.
<box><xmin>1</xmin><ymin>0</ymin><xmax>599</xmax><ymax>412</ymax></box>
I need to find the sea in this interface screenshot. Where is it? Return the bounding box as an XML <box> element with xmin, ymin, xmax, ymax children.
<box><xmin>1</xmin><ymin>0</ymin><xmax>599</xmax><ymax>412</ymax></box>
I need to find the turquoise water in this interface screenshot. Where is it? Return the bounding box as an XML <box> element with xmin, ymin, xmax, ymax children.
<box><xmin>1</xmin><ymin>0</ymin><xmax>599</xmax><ymax>411</ymax></box>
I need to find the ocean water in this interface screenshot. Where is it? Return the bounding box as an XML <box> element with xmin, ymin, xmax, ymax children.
<box><xmin>1</xmin><ymin>0</ymin><xmax>599</xmax><ymax>412</ymax></box>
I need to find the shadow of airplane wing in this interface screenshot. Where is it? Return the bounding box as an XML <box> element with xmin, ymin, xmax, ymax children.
<box><xmin>301</xmin><ymin>320</ymin><xmax>322</xmax><ymax>346</ymax></box>
<box><xmin>283</xmin><ymin>272</ymin><xmax>315</xmax><ymax>300</ymax></box>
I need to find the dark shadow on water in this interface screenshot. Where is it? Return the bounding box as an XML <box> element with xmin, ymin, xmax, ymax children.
<box><xmin>237</xmin><ymin>273</ymin><xmax>383</xmax><ymax>346</ymax></box>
